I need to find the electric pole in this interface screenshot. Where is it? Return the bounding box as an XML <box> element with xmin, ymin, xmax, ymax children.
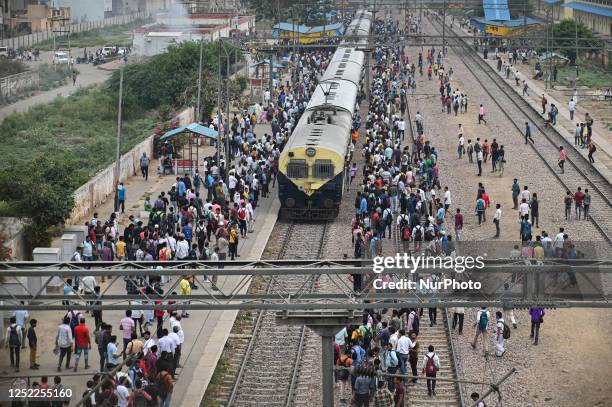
<box><xmin>196</xmin><ymin>37</ymin><xmax>204</xmax><ymax>123</ymax></box>
<box><xmin>114</xmin><ymin>68</ymin><xmax>124</xmax><ymax>212</ymax></box>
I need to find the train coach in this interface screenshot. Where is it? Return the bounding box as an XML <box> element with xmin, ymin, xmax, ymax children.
<box><xmin>278</xmin><ymin>10</ymin><xmax>372</xmax><ymax>219</ymax></box>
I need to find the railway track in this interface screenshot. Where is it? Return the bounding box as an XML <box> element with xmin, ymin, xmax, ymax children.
<box><xmin>428</xmin><ymin>14</ymin><xmax>612</xmax><ymax>243</ymax></box>
<box><xmin>203</xmin><ymin>220</ymin><xmax>329</xmax><ymax>407</ymax></box>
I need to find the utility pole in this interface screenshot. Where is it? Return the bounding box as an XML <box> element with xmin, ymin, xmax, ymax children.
<box><xmin>575</xmin><ymin>19</ymin><xmax>579</xmax><ymax>79</ymax></box>
<box><xmin>196</xmin><ymin>37</ymin><xmax>204</xmax><ymax>123</ymax></box>
<box><xmin>225</xmin><ymin>49</ymin><xmax>230</xmax><ymax>183</ymax></box>
<box><xmin>217</xmin><ymin>44</ymin><xmax>222</xmax><ymax>165</ymax></box>
<box><xmin>114</xmin><ymin>68</ymin><xmax>124</xmax><ymax>212</ymax></box>
<box><xmin>442</xmin><ymin>0</ymin><xmax>446</xmax><ymax>55</ymax></box>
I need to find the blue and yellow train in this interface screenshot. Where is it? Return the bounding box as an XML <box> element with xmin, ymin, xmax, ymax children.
<box><xmin>278</xmin><ymin>9</ymin><xmax>372</xmax><ymax>219</ymax></box>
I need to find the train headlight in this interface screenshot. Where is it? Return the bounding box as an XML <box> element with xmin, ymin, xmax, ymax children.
<box><xmin>324</xmin><ymin>199</ymin><xmax>334</xmax><ymax>208</ymax></box>
<box><xmin>286</xmin><ymin>198</ymin><xmax>296</xmax><ymax>208</ymax></box>
<box><xmin>306</xmin><ymin>147</ymin><xmax>316</xmax><ymax>157</ymax></box>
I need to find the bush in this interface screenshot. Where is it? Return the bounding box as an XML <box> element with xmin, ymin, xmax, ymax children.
<box><xmin>38</xmin><ymin>63</ymin><xmax>75</xmax><ymax>90</ymax></box>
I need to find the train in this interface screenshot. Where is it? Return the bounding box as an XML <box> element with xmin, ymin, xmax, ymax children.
<box><xmin>278</xmin><ymin>9</ymin><xmax>372</xmax><ymax>219</ymax></box>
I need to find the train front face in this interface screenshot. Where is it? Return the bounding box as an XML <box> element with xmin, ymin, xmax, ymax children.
<box><xmin>278</xmin><ymin>112</ymin><xmax>352</xmax><ymax>220</ymax></box>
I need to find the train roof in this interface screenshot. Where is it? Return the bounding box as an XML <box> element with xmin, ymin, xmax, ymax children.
<box><xmin>306</xmin><ymin>79</ymin><xmax>358</xmax><ymax>115</ymax></box>
<box><xmin>321</xmin><ymin>47</ymin><xmax>364</xmax><ymax>85</ymax></box>
<box><xmin>283</xmin><ymin>110</ymin><xmax>353</xmax><ymax>156</ymax></box>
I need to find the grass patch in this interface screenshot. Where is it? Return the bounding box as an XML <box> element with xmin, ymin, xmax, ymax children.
<box><xmin>0</xmin><ymin>59</ymin><xmax>27</xmax><ymax>77</ymax></box>
<box><xmin>39</xmin><ymin>63</ymin><xmax>74</xmax><ymax>90</ymax></box>
<box><xmin>36</xmin><ymin>19</ymin><xmax>148</xmax><ymax>51</ymax></box>
<box><xmin>556</xmin><ymin>62</ymin><xmax>612</xmax><ymax>89</ymax></box>
<box><xmin>0</xmin><ymin>85</ymin><xmax>156</xmax><ymax>186</ymax></box>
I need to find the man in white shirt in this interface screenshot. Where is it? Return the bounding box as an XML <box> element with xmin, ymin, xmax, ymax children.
<box><xmin>143</xmin><ymin>331</ymin><xmax>156</xmax><ymax>355</ymax></box>
<box><xmin>396</xmin><ymin>329</ymin><xmax>413</xmax><ymax>379</ymax></box>
<box><xmin>443</xmin><ymin>187</ymin><xmax>452</xmax><ymax>213</ymax></box>
<box><xmin>421</xmin><ymin>345</ymin><xmax>441</xmax><ymax>397</ymax></box>
<box><xmin>493</xmin><ymin>204</ymin><xmax>502</xmax><ymax>238</ymax></box>
<box><xmin>168</xmin><ymin>326</ymin><xmax>182</xmax><ymax>374</ymax></box>
<box><xmin>175</xmin><ymin>236</ymin><xmax>189</xmax><ymax>260</ymax></box>
<box><xmin>495</xmin><ymin>311</ymin><xmax>506</xmax><ymax>357</ymax></box>
<box><xmin>158</xmin><ymin>329</ymin><xmax>175</xmax><ymax>357</ymax></box>
<box><xmin>521</xmin><ymin>186</ymin><xmax>531</xmax><ymax>203</ymax></box>
<box><xmin>554</xmin><ymin>228</ymin><xmax>565</xmax><ymax>250</ymax></box>
<box><xmin>518</xmin><ymin>199</ymin><xmax>530</xmax><ymax>218</ymax></box>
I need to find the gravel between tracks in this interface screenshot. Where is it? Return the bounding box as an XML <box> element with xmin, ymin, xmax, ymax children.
<box><xmin>409</xmin><ymin>15</ymin><xmax>612</xmax><ymax>407</ymax></box>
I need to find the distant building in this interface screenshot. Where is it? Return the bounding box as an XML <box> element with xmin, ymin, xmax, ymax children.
<box><xmin>133</xmin><ymin>13</ymin><xmax>255</xmax><ymax>56</ymax></box>
<box><xmin>55</xmin><ymin>0</ymin><xmax>168</xmax><ymax>22</ymax></box>
<box><xmin>8</xmin><ymin>3</ymin><xmax>71</xmax><ymax>33</ymax></box>
<box><xmin>562</xmin><ymin>1</ymin><xmax>612</xmax><ymax>36</ymax></box>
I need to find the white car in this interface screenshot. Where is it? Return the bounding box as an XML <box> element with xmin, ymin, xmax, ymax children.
<box><xmin>101</xmin><ymin>46</ymin><xmax>115</xmax><ymax>56</ymax></box>
<box><xmin>0</xmin><ymin>46</ymin><xmax>8</xmax><ymax>59</ymax></box>
<box><xmin>53</xmin><ymin>51</ymin><xmax>70</xmax><ymax>64</ymax></box>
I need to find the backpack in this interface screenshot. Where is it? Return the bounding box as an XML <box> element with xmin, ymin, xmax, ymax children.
<box><xmin>154</xmin><ymin>199</ymin><xmax>165</xmax><ymax>212</ymax></box>
<box><xmin>502</xmin><ymin>322</ymin><xmax>511</xmax><ymax>340</ymax></box>
<box><xmin>69</xmin><ymin>311</ymin><xmax>80</xmax><ymax>333</ymax></box>
<box><xmin>411</xmin><ymin>312</ymin><xmax>420</xmax><ymax>335</ymax></box>
<box><xmin>8</xmin><ymin>325</ymin><xmax>20</xmax><ymax>347</ymax></box>
<box><xmin>402</xmin><ymin>226</ymin><xmax>411</xmax><ymax>241</ymax></box>
<box><xmin>132</xmin><ymin>389</ymin><xmax>148</xmax><ymax>407</ymax></box>
<box><xmin>157</xmin><ymin>372</ymin><xmax>172</xmax><ymax>398</ymax></box>
<box><xmin>424</xmin><ymin>229</ymin><xmax>434</xmax><ymax>242</ymax></box>
<box><xmin>478</xmin><ymin>311</ymin><xmax>489</xmax><ymax>331</ymax></box>
<box><xmin>82</xmin><ymin>390</ymin><xmax>93</xmax><ymax>407</ymax></box>
<box><xmin>476</xmin><ymin>199</ymin><xmax>485</xmax><ymax>211</ymax></box>
<box><xmin>414</xmin><ymin>226</ymin><xmax>423</xmax><ymax>242</ymax></box>
<box><xmin>424</xmin><ymin>354</ymin><xmax>438</xmax><ymax>375</ymax></box>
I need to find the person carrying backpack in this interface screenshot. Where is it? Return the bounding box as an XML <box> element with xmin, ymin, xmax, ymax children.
<box><xmin>157</xmin><ymin>370</ymin><xmax>174</xmax><ymax>407</ymax></box>
<box><xmin>412</xmin><ymin>224</ymin><xmax>424</xmax><ymax>252</ymax></box>
<box><xmin>495</xmin><ymin>311</ymin><xmax>510</xmax><ymax>357</ymax></box>
<box><xmin>421</xmin><ymin>345</ymin><xmax>441</xmax><ymax>397</ymax></box>
<box><xmin>471</xmin><ymin>307</ymin><xmax>490</xmax><ymax>354</ymax></box>
<box><xmin>5</xmin><ymin>316</ymin><xmax>23</xmax><ymax>372</ymax></box>
<box><xmin>128</xmin><ymin>379</ymin><xmax>152</xmax><ymax>406</ymax></box>
<box><xmin>475</xmin><ymin>197</ymin><xmax>486</xmax><ymax>225</ymax></box>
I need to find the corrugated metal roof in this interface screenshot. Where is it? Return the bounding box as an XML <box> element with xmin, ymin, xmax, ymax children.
<box><xmin>562</xmin><ymin>2</ymin><xmax>612</xmax><ymax>17</ymax></box>
<box><xmin>308</xmin><ymin>22</ymin><xmax>345</xmax><ymax>34</ymax></box>
<box><xmin>272</xmin><ymin>22</ymin><xmax>311</xmax><ymax>34</ymax></box>
<box><xmin>483</xmin><ymin>0</ymin><xmax>511</xmax><ymax>21</ymax></box>
<box><xmin>471</xmin><ymin>16</ymin><xmax>539</xmax><ymax>27</ymax></box>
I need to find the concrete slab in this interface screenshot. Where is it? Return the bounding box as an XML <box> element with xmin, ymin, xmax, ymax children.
<box><xmin>61</xmin><ymin>234</ymin><xmax>77</xmax><ymax>262</ymax></box>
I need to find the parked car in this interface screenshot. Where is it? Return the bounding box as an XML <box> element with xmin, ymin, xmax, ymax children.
<box><xmin>53</xmin><ymin>51</ymin><xmax>70</xmax><ymax>64</ymax></box>
<box><xmin>0</xmin><ymin>46</ymin><xmax>9</xmax><ymax>59</ymax></box>
<box><xmin>101</xmin><ymin>46</ymin><xmax>115</xmax><ymax>56</ymax></box>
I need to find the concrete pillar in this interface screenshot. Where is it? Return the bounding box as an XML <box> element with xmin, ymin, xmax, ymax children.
<box><xmin>64</xmin><ymin>225</ymin><xmax>88</xmax><ymax>245</ymax></box>
<box><xmin>32</xmin><ymin>247</ymin><xmax>62</xmax><ymax>294</ymax></box>
<box><xmin>61</xmin><ymin>234</ymin><xmax>77</xmax><ymax>262</ymax></box>
<box><xmin>321</xmin><ymin>334</ymin><xmax>335</xmax><ymax>407</ymax></box>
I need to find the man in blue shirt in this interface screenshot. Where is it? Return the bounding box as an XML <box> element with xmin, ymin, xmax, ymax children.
<box><xmin>177</xmin><ymin>178</ymin><xmax>186</xmax><ymax>197</ymax></box>
<box><xmin>117</xmin><ymin>182</ymin><xmax>126</xmax><ymax>213</ymax></box>
<box><xmin>14</xmin><ymin>305</ymin><xmax>28</xmax><ymax>349</ymax></box>
<box><xmin>182</xmin><ymin>224</ymin><xmax>193</xmax><ymax>245</ymax></box>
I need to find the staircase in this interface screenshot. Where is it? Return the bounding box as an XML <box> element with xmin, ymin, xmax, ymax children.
<box><xmin>406</xmin><ymin>310</ymin><xmax>462</xmax><ymax>407</ymax></box>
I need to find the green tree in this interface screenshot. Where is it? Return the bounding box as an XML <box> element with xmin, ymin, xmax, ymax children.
<box><xmin>551</xmin><ymin>19</ymin><xmax>604</xmax><ymax>64</ymax></box>
<box><xmin>0</xmin><ymin>154</ymin><xmax>77</xmax><ymax>250</ymax></box>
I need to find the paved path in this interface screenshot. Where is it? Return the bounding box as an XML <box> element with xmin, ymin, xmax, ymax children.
<box><xmin>0</xmin><ymin>48</ymin><xmax>120</xmax><ymax>122</ymax></box>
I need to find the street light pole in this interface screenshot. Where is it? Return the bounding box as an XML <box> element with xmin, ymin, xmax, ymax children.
<box><xmin>114</xmin><ymin>68</ymin><xmax>124</xmax><ymax>212</ymax></box>
<box><xmin>196</xmin><ymin>37</ymin><xmax>204</xmax><ymax>123</ymax></box>
<box><xmin>442</xmin><ymin>0</ymin><xmax>446</xmax><ymax>55</ymax></box>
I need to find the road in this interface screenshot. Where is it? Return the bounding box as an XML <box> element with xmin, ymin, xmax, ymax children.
<box><xmin>0</xmin><ymin>48</ymin><xmax>122</xmax><ymax>123</ymax></box>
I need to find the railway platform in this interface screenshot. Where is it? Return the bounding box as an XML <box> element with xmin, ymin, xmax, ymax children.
<box><xmin>1</xmin><ymin>136</ymin><xmax>280</xmax><ymax>407</ymax></box>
